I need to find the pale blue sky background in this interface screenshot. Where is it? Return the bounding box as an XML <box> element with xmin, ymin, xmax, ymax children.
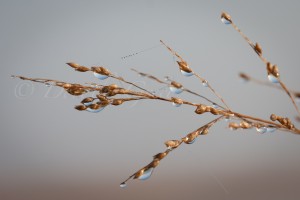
<box><xmin>1</xmin><ymin>0</ymin><xmax>300</xmax><ymax>199</ymax></box>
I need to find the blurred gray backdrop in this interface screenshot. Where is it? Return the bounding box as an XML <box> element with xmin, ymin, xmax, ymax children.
<box><xmin>1</xmin><ymin>0</ymin><xmax>300</xmax><ymax>199</ymax></box>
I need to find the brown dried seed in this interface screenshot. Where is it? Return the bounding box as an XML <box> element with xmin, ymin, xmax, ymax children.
<box><xmin>200</xmin><ymin>128</ymin><xmax>209</xmax><ymax>135</ymax></box>
<box><xmin>266</xmin><ymin>62</ymin><xmax>273</xmax><ymax>73</ymax></box>
<box><xmin>75</xmin><ymin>66</ymin><xmax>90</xmax><ymax>72</ymax></box>
<box><xmin>96</xmin><ymin>94</ymin><xmax>107</xmax><ymax>101</ymax></box>
<box><xmin>182</xmin><ymin>132</ymin><xmax>198</xmax><ymax>144</ymax></box>
<box><xmin>74</xmin><ymin>105</ymin><xmax>87</xmax><ymax>111</ymax></box>
<box><xmin>254</xmin><ymin>43</ymin><xmax>262</xmax><ymax>55</ymax></box>
<box><xmin>111</xmin><ymin>99</ymin><xmax>124</xmax><ymax>106</ymax></box>
<box><xmin>240</xmin><ymin>121</ymin><xmax>251</xmax><ymax>129</ymax></box>
<box><xmin>239</xmin><ymin>73</ymin><xmax>250</xmax><ymax>81</ymax></box>
<box><xmin>63</xmin><ymin>83</ymin><xmax>72</xmax><ymax>89</ymax></box>
<box><xmin>81</xmin><ymin>97</ymin><xmax>94</xmax><ymax>104</ymax></box>
<box><xmin>170</xmin><ymin>81</ymin><xmax>182</xmax><ymax>89</ymax></box>
<box><xmin>177</xmin><ymin>61</ymin><xmax>192</xmax><ymax>73</ymax></box>
<box><xmin>108</xmin><ymin>84</ymin><xmax>118</xmax><ymax>90</ymax></box>
<box><xmin>270</xmin><ymin>114</ymin><xmax>277</xmax><ymax>121</ymax></box>
<box><xmin>134</xmin><ymin>168</ymin><xmax>145</xmax><ymax>179</ymax></box>
<box><xmin>171</xmin><ymin>97</ymin><xmax>183</xmax><ymax>105</ymax></box>
<box><xmin>195</xmin><ymin>104</ymin><xmax>206</xmax><ymax>114</ymax></box>
<box><xmin>66</xmin><ymin>62</ymin><xmax>80</xmax><ymax>68</ymax></box>
<box><xmin>271</xmin><ymin>65</ymin><xmax>280</xmax><ymax>77</ymax></box>
<box><xmin>89</xmin><ymin>103</ymin><xmax>101</xmax><ymax>110</ymax></box>
<box><xmin>164</xmin><ymin>140</ymin><xmax>181</xmax><ymax>149</ymax></box>
<box><xmin>148</xmin><ymin>159</ymin><xmax>160</xmax><ymax>168</ymax></box>
<box><xmin>153</xmin><ymin>152</ymin><xmax>168</xmax><ymax>160</ymax></box>
<box><xmin>221</xmin><ymin>12</ymin><xmax>232</xmax><ymax>23</ymax></box>
<box><xmin>229</xmin><ymin>122</ymin><xmax>240</xmax><ymax>130</ymax></box>
<box><xmin>210</xmin><ymin>108</ymin><xmax>219</xmax><ymax>115</ymax></box>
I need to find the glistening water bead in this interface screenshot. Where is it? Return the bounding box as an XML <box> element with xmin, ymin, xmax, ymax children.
<box><xmin>169</xmin><ymin>86</ymin><xmax>183</xmax><ymax>94</ymax></box>
<box><xmin>172</xmin><ymin>102</ymin><xmax>182</xmax><ymax>107</ymax></box>
<box><xmin>138</xmin><ymin>168</ymin><xmax>154</xmax><ymax>180</ymax></box>
<box><xmin>266</xmin><ymin>126</ymin><xmax>277</xmax><ymax>133</ymax></box>
<box><xmin>267</xmin><ymin>74</ymin><xmax>279</xmax><ymax>83</ymax></box>
<box><xmin>256</xmin><ymin>126</ymin><xmax>267</xmax><ymax>134</ymax></box>
<box><xmin>221</xmin><ymin>16</ymin><xmax>231</xmax><ymax>25</ymax></box>
<box><xmin>94</xmin><ymin>72</ymin><xmax>108</xmax><ymax>80</ymax></box>
<box><xmin>202</xmin><ymin>80</ymin><xmax>208</xmax><ymax>87</ymax></box>
<box><xmin>180</xmin><ymin>70</ymin><xmax>193</xmax><ymax>77</ymax></box>
<box><xmin>120</xmin><ymin>182</ymin><xmax>127</xmax><ymax>188</ymax></box>
<box><xmin>86</xmin><ymin>107</ymin><xmax>105</xmax><ymax>113</ymax></box>
<box><xmin>45</xmin><ymin>83</ymin><xmax>51</xmax><ymax>87</ymax></box>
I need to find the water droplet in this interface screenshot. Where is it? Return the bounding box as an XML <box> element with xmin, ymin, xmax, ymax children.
<box><xmin>187</xmin><ymin>138</ymin><xmax>196</xmax><ymax>144</ymax></box>
<box><xmin>256</xmin><ymin>126</ymin><xmax>267</xmax><ymax>134</ymax></box>
<box><xmin>221</xmin><ymin>17</ymin><xmax>231</xmax><ymax>25</ymax></box>
<box><xmin>202</xmin><ymin>80</ymin><xmax>208</xmax><ymax>87</ymax></box>
<box><xmin>86</xmin><ymin>107</ymin><xmax>105</xmax><ymax>113</ymax></box>
<box><xmin>169</xmin><ymin>86</ymin><xmax>183</xmax><ymax>94</ymax></box>
<box><xmin>138</xmin><ymin>168</ymin><xmax>154</xmax><ymax>180</ymax></box>
<box><xmin>224</xmin><ymin>116</ymin><xmax>231</xmax><ymax>122</ymax></box>
<box><xmin>120</xmin><ymin>182</ymin><xmax>127</xmax><ymax>188</ymax></box>
<box><xmin>11</xmin><ymin>75</ymin><xmax>15</xmax><ymax>79</ymax></box>
<box><xmin>94</xmin><ymin>72</ymin><xmax>108</xmax><ymax>80</ymax></box>
<box><xmin>266</xmin><ymin>126</ymin><xmax>277</xmax><ymax>133</ymax></box>
<box><xmin>212</xmin><ymin>103</ymin><xmax>219</xmax><ymax>109</ymax></box>
<box><xmin>268</xmin><ymin>74</ymin><xmax>279</xmax><ymax>83</ymax></box>
<box><xmin>172</xmin><ymin>102</ymin><xmax>182</xmax><ymax>107</ymax></box>
<box><xmin>45</xmin><ymin>83</ymin><xmax>51</xmax><ymax>87</ymax></box>
<box><xmin>180</xmin><ymin>70</ymin><xmax>193</xmax><ymax>77</ymax></box>
<box><xmin>83</xmin><ymin>102</ymin><xmax>93</xmax><ymax>106</ymax></box>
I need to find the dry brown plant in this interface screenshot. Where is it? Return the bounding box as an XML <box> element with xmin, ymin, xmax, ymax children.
<box><xmin>12</xmin><ymin>12</ymin><xmax>300</xmax><ymax>188</ymax></box>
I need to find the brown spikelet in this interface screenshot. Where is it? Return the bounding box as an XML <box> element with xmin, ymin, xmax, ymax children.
<box><xmin>74</xmin><ymin>105</ymin><xmax>87</xmax><ymax>111</ymax></box>
<box><xmin>221</xmin><ymin>12</ymin><xmax>232</xmax><ymax>23</ymax></box>
<box><xmin>164</xmin><ymin>140</ymin><xmax>181</xmax><ymax>149</ymax></box>
<box><xmin>66</xmin><ymin>62</ymin><xmax>80</xmax><ymax>69</ymax></box>
<box><xmin>254</xmin><ymin>43</ymin><xmax>262</xmax><ymax>55</ymax></box>
<box><xmin>75</xmin><ymin>66</ymin><xmax>90</xmax><ymax>72</ymax></box>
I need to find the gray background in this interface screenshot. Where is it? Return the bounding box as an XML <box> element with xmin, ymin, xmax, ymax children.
<box><xmin>1</xmin><ymin>0</ymin><xmax>300</xmax><ymax>199</ymax></box>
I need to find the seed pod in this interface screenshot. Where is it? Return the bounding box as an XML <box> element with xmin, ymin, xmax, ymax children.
<box><xmin>171</xmin><ymin>97</ymin><xmax>183</xmax><ymax>105</ymax></box>
<box><xmin>271</xmin><ymin>65</ymin><xmax>280</xmax><ymax>77</ymax></box>
<box><xmin>76</xmin><ymin>66</ymin><xmax>90</xmax><ymax>72</ymax></box>
<box><xmin>81</xmin><ymin>97</ymin><xmax>94</xmax><ymax>104</ymax></box>
<box><xmin>108</xmin><ymin>84</ymin><xmax>118</xmax><ymax>90</ymax></box>
<box><xmin>195</xmin><ymin>104</ymin><xmax>206</xmax><ymax>114</ymax></box>
<box><xmin>182</xmin><ymin>131</ymin><xmax>198</xmax><ymax>144</ymax></box>
<box><xmin>229</xmin><ymin>122</ymin><xmax>240</xmax><ymax>130</ymax></box>
<box><xmin>210</xmin><ymin>108</ymin><xmax>219</xmax><ymax>115</ymax></box>
<box><xmin>240</xmin><ymin>121</ymin><xmax>251</xmax><ymax>129</ymax></box>
<box><xmin>96</xmin><ymin>94</ymin><xmax>107</xmax><ymax>101</ymax></box>
<box><xmin>177</xmin><ymin>61</ymin><xmax>192</xmax><ymax>73</ymax></box>
<box><xmin>254</xmin><ymin>43</ymin><xmax>262</xmax><ymax>55</ymax></box>
<box><xmin>112</xmin><ymin>99</ymin><xmax>124</xmax><ymax>106</ymax></box>
<box><xmin>270</xmin><ymin>114</ymin><xmax>277</xmax><ymax>121</ymax></box>
<box><xmin>74</xmin><ymin>105</ymin><xmax>87</xmax><ymax>111</ymax></box>
<box><xmin>266</xmin><ymin>62</ymin><xmax>273</xmax><ymax>74</ymax></box>
<box><xmin>67</xmin><ymin>87</ymin><xmax>86</xmax><ymax>96</ymax></box>
<box><xmin>170</xmin><ymin>81</ymin><xmax>182</xmax><ymax>89</ymax></box>
<box><xmin>153</xmin><ymin>152</ymin><xmax>168</xmax><ymax>160</ymax></box>
<box><xmin>63</xmin><ymin>83</ymin><xmax>72</xmax><ymax>89</ymax></box>
<box><xmin>134</xmin><ymin>168</ymin><xmax>145</xmax><ymax>179</ymax></box>
<box><xmin>239</xmin><ymin>73</ymin><xmax>250</xmax><ymax>81</ymax></box>
<box><xmin>89</xmin><ymin>103</ymin><xmax>101</xmax><ymax>110</ymax></box>
<box><xmin>200</xmin><ymin>128</ymin><xmax>209</xmax><ymax>135</ymax></box>
<box><xmin>91</xmin><ymin>66</ymin><xmax>111</xmax><ymax>76</ymax></box>
<box><xmin>148</xmin><ymin>159</ymin><xmax>160</xmax><ymax>168</ymax></box>
<box><xmin>164</xmin><ymin>140</ymin><xmax>181</xmax><ymax>149</ymax></box>
<box><xmin>221</xmin><ymin>12</ymin><xmax>232</xmax><ymax>23</ymax></box>
<box><xmin>66</xmin><ymin>62</ymin><xmax>80</xmax><ymax>69</ymax></box>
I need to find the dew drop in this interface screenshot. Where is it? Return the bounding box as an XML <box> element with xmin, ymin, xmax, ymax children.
<box><xmin>94</xmin><ymin>72</ymin><xmax>108</xmax><ymax>80</ymax></box>
<box><xmin>221</xmin><ymin>17</ymin><xmax>231</xmax><ymax>25</ymax></box>
<box><xmin>180</xmin><ymin>70</ymin><xmax>193</xmax><ymax>77</ymax></box>
<box><xmin>45</xmin><ymin>83</ymin><xmax>51</xmax><ymax>87</ymax></box>
<box><xmin>120</xmin><ymin>182</ymin><xmax>127</xmax><ymax>188</ymax></box>
<box><xmin>266</xmin><ymin>126</ymin><xmax>277</xmax><ymax>133</ymax></box>
<box><xmin>212</xmin><ymin>103</ymin><xmax>219</xmax><ymax>109</ymax></box>
<box><xmin>202</xmin><ymin>80</ymin><xmax>208</xmax><ymax>87</ymax></box>
<box><xmin>267</xmin><ymin>74</ymin><xmax>279</xmax><ymax>83</ymax></box>
<box><xmin>256</xmin><ymin>126</ymin><xmax>267</xmax><ymax>134</ymax></box>
<box><xmin>11</xmin><ymin>75</ymin><xmax>15</xmax><ymax>79</ymax></box>
<box><xmin>169</xmin><ymin>86</ymin><xmax>183</xmax><ymax>94</ymax></box>
<box><xmin>187</xmin><ymin>138</ymin><xmax>196</xmax><ymax>144</ymax></box>
<box><xmin>138</xmin><ymin>168</ymin><xmax>154</xmax><ymax>180</ymax></box>
<box><xmin>172</xmin><ymin>102</ymin><xmax>182</xmax><ymax>107</ymax></box>
<box><xmin>83</xmin><ymin>102</ymin><xmax>93</xmax><ymax>106</ymax></box>
<box><xmin>86</xmin><ymin>107</ymin><xmax>105</xmax><ymax>113</ymax></box>
<box><xmin>224</xmin><ymin>116</ymin><xmax>231</xmax><ymax>122</ymax></box>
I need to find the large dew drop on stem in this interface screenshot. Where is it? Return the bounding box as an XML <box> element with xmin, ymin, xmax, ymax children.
<box><xmin>180</xmin><ymin>70</ymin><xmax>193</xmax><ymax>77</ymax></box>
<box><xmin>120</xmin><ymin>182</ymin><xmax>127</xmax><ymax>188</ymax></box>
<box><xmin>138</xmin><ymin>168</ymin><xmax>154</xmax><ymax>180</ymax></box>
<box><xmin>94</xmin><ymin>72</ymin><xmax>108</xmax><ymax>80</ymax></box>
<box><xmin>202</xmin><ymin>80</ymin><xmax>208</xmax><ymax>87</ymax></box>
<box><xmin>256</xmin><ymin>126</ymin><xmax>267</xmax><ymax>134</ymax></box>
<box><xmin>267</xmin><ymin>74</ymin><xmax>279</xmax><ymax>83</ymax></box>
<box><xmin>172</xmin><ymin>102</ymin><xmax>182</xmax><ymax>107</ymax></box>
<box><xmin>86</xmin><ymin>107</ymin><xmax>105</xmax><ymax>113</ymax></box>
<box><xmin>169</xmin><ymin>86</ymin><xmax>183</xmax><ymax>94</ymax></box>
<box><xmin>266</xmin><ymin>126</ymin><xmax>277</xmax><ymax>133</ymax></box>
